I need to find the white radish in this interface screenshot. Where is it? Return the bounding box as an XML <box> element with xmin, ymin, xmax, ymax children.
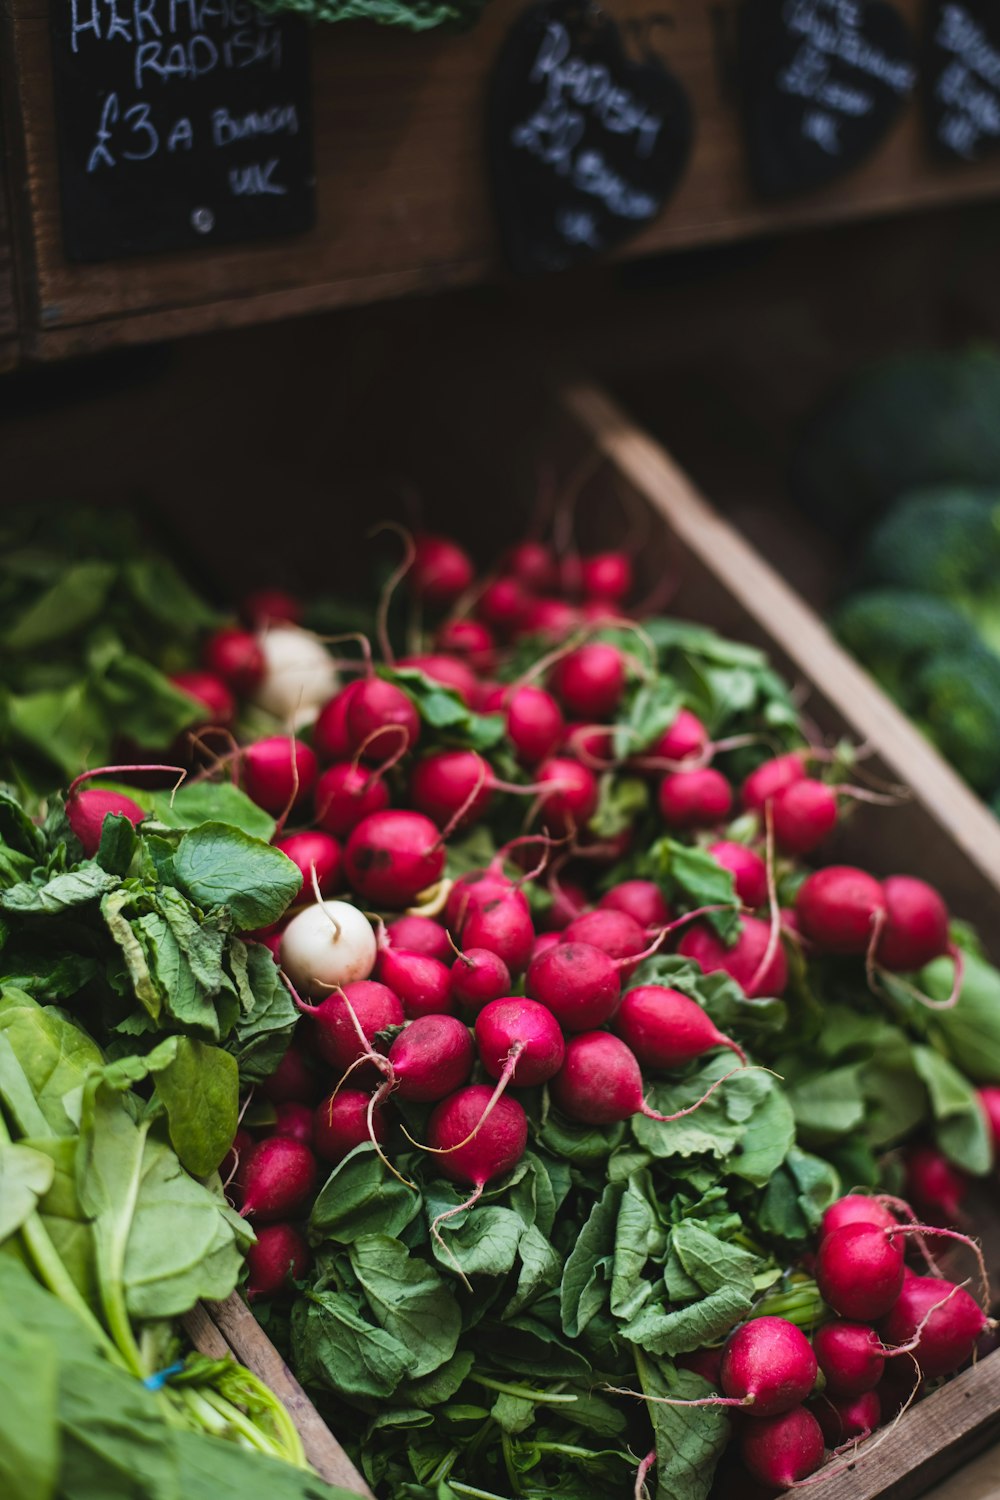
<box><xmin>253</xmin><ymin>625</ymin><xmax>339</xmax><ymax>727</ymax></box>
<box><xmin>279</xmin><ymin>900</ymin><xmax>377</xmax><ymax>997</ymax></box>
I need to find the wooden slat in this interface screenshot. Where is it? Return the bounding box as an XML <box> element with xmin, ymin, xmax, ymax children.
<box><xmin>205</xmin><ymin>1292</ymin><xmax>376</xmax><ymax>1498</ymax></box>
<box><xmin>801</xmin><ymin>1350</ymin><xmax>1000</xmax><ymax>1500</ymax></box>
<box><xmin>560</xmin><ymin>380</ymin><xmax>1000</xmax><ymax>944</ymax></box>
<box><xmin>5</xmin><ymin>0</ymin><xmax>1000</xmax><ymax>355</ymax></box>
<box><xmin>182</xmin><ymin>1301</ymin><xmax>237</xmax><ymax>1362</ymax></box>
<box><xmin>0</xmin><ymin>72</ymin><xmax>19</xmax><ymax>371</ymax></box>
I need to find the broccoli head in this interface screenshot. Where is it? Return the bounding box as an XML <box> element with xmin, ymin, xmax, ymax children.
<box><xmin>831</xmin><ymin>590</ymin><xmax>977</xmax><ymax>709</ymax></box>
<box><xmin>914</xmin><ymin>648</ymin><xmax>1000</xmax><ymax>795</ymax></box>
<box><xmin>858</xmin><ymin>486</ymin><xmax>1000</xmax><ymax>596</ymax></box>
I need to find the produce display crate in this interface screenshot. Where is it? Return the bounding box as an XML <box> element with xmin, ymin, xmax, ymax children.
<box><xmin>5</xmin><ymin>0</ymin><xmax>1000</xmax><ymax>360</ymax></box>
<box><xmin>77</xmin><ymin>360</ymin><xmax>993</xmax><ymax>1500</ymax></box>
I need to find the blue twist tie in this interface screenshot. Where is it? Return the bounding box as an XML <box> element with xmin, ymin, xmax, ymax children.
<box><xmin>143</xmin><ymin>1361</ymin><xmax>185</xmax><ymax>1391</ymax></box>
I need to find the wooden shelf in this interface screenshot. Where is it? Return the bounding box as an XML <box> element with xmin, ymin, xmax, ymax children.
<box><xmin>4</xmin><ymin>0</ymin><xmax>1000</xmax><ymax>360</ymax></box>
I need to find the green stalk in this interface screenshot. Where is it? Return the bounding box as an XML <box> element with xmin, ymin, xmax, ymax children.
<box><xmin>429</xmin><ymin>1447</ymin><xmax>461</xmax><ymax>1484</ymax></box>
<box><xmin>469</xmin><ymin>1374</ymin><xmax>577</xmax><ymax>1405</ymax></box>
<box><xmin>450</xmin><ymin>1485</ymin><xmax>516</xmax><ymax>1500</ymax></box>
<box><xmin>501</xmin><ymin>1432</ymin><xmax>525</xmax><ymax>1498</ymax></box>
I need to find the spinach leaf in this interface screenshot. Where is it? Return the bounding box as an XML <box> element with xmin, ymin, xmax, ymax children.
<box><xmin>171</xmin><ymin>823</ymin><xmax>301</xmax><ymax>931</ymax></box>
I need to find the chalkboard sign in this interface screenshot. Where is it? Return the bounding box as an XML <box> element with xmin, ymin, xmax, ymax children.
<box><xmin>49</xmin><ymin>0</ymin><xmax>315</xmax><ymax>262</ymax></box>
<box><xmin>488</xmin><ymin>0</ymin><xmax>693</xmax><ymax>275</ymax></box>
<box><xmin>739</xmin><ymin>0</ymin><xmax>916</xmax><ymax>198</ymax></box>
<box><xmin>926</xmin><ymin>2</ymin><xmax>1000</xmax><ymax>162</ymax></box>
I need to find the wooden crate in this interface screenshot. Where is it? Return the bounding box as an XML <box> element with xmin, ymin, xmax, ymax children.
<box><xmin>5</xmin><ymin>0</ymin><xmax>1000</xmax><ymax>358</ymax></box>
<box><xmin>0</xmin><ymin>80</ymin><xmax>19</xmax><ymax>372</ymax></box>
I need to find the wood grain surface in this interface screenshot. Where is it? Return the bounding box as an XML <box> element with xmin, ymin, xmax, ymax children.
<box><xmin>0</xmin><ymin>73</ymin><xmax>19</xmax><ymax>371</ymax></box>
<box><xmin>5</xmin><ymin>0</ymin><xmax>1000</xmax><ymax>355</ymax></box>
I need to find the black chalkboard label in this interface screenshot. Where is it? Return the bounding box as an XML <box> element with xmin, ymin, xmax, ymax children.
<box><xmin>926</xmin><ymin>2</ymin><xmax>1000</xmax><ymax>161</ymax></box>
<box><xmin>739</xmin><ymin>0</ymin><xmax>916</xmax><ymax>198</ymax></box>
<box><xmin>49</xmin><ymin>0</ymin><xmax>315</xmax><ymax>262</ymax></box>
<box><xmin>488</xmin><ymin>0</ymin><xmax>693</xmax><ymax>275</ymax></box>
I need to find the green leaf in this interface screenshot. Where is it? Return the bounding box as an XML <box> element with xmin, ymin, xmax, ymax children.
<box><xmin>560</xmin><ymin>1183</ymin><xmax>621</xmax><ymax>1338</ymax></box>
<box><xmin>95</xmin><ymin>652</ymin><xmax>203</xmax><ymax>749</ymax></box>
<box><xmin>786</xmin><ymin>1063</ymin><xmax>867</xmax><ymax>1143</ymax></box>
<box><xmin>350</xmin><ymin>1235</ymin><xmax>461</xmax><ymax>1378</ymax></box>
<box><xmin>924</xmin><ymin>950</ymin><xmax>1000</xmax><ymax>1083</ymax></box>
<box><xmin>0</xmin><ymin>1321</ymin><xmax>59</xmax><ymax>1500</ymax></box>
<box><xmin>310</xmin><ymin>1145</ymin><xmax>422</xmax><ymax>1244</ymax></box>
<box><xmin>637</xmin><ymin>1351</ymin><xmax>729</xmax><ymax>1500</ymax></box>
<box><xmin>6</xmin><ymin>681</ymin><xmax>111</xmax><ymax>778</ymax></box>
<box><xmin>2</xmin><ymin>561</ymin><xmax>117</xmax><ymax>650</ymax></box>
<box><xmin>172</xmin><ymin>823</ymin><xmax>302</xmax><ymax>930</ymax></box>
<box><xmin>0</xmin><ymin>1142</ymin><xmax>55</xmax><ymax>1239</ymax></box>
<box><xmin>384</xmin><ymin>668</ymin><xmax>505</xmax><ymax>752</ymax></box>
<box><xmin>428</xmin><ymin>1204</ymin><xmax>524</xmax><ymax>1278</ymax></box>
<box><xmin>912</xmin><ymin>1045</ymin><xmax>993</xmax><ymax>1174</ymax></box>
<box><xmin>96</xmin><ymin>814</ymin><xmax>138</xmax><ymax>876</ymax></box>
<box><xmin>146</xmin><ymin>781</ymin><xmax>277</xmax><ymax>842</ymax></box>
<box><xmin>0</xmin><ymin>862</ymin><xmax>119</xmax><ymax>914</ymax></box>
<box><xmin>292</xmin><ymin>1289</ymin><xmax>414</xmax><ymax>1400</ymax></box>
<box><xmin>152</xmin><ymin>1039</ymin><xmax>238</xmax><ymax>1177</ymax></box>
<box><xmin>123</xmin><ymin>556</ymin><xmax>219</xmax><ymax>637</ymax></box>
<box><xmin>636</xmin><ymin>840</ymin><xmax>740</xmax><ymax>941</ymax></box>
<box><xmin>0</xmin><ymin>989</ymin><xmax>103</xmax><ymax>1136</ymax></box>
<box><xmin>225</xmin><ymin>943</ymin><xmax>298</xmax><ymax>1082</ymax></box>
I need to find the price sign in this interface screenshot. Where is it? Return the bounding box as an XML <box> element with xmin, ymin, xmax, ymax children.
<box><xmin>926</xmin><ymin>2</ymin><xmax>1000</xmax><ymax>162</ymax></box>
<box><xmin>489</xmin><ymin>0</ymin><xmax>693</xmax><ymax>274</ymax></box>
<box><xmin>49</xmin><ymin>0</ymin><xmax>315</xmax><ymax>262</ymax></box>
<box><xmin>739</xmin><ymin>0</ymin><xmax>916</xmax><ymax>197</ymax></box>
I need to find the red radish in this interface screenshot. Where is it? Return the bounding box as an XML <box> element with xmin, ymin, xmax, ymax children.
<box><xmin>599</xmin><ymin>880</ymin><xmax>670</xmax><ymax>930</ymax></box>
<box><xmin>580</xmin><ymin>551</ymin><xmax>632</xmax><ymax>602</ymax></box>
<box><xmin>676</xmin><ymin>1347</ymin><xmax>723</xmax><ymax>1386</ymax></box>
<box><xmin>816</xmin><ymin>1222</ymin><xmax>905</xmax><ymax>1321</ymax></box>
<box><xmin>540</xmin><ymin>878</ymin><xmax>590</xmax><ymax>932</ymax></box>
<box><xmin>981</xmin><ymin>1087</ymin><xmax>1000</xmax><ymax>1153</ymax></box>
<box><xmin>772</xmin><ymin>779</ymin><xmax>839</xmax><ymax>855</ymax></box>
<box><xmin>721</xmin><ymin>1317</ymin><xmax>819</xmax><ymax>1417</ymax></box>
<box><xmin>549</xmin><ymin>643</ymin><xmax>626</xmax><ymax>721</ymax></box>
<box><xmin>398</xmin><ymin>653</ymin><xmax>479</xmax><ymax>708</ymax></box>
<box><xmin>246</xmin><ymin>1223</ymin><xmax>311</xmax><ymax>1299</ymax></box>
<box><xmin>202</xmin><ymin>627</ymin><xmax>266</xmax><ymax>696</ymax></box>
<box><xmin>517</xmin><ymin>597</ymin><xmax>580</xmax><ymax>641</ymax></box>
<box><xmin>742</xmin><ymin>752</ymin><xmax>807</xmax><ymax>811</ymax></box>
<box><xmin>280</xmin><ymin>900</ymin><xmax>377</xmax><ymax>998</ymax></box>
<box><xmin>903</xmin><ymin>1145</ymin><xmax>967</xmax><ymax>1225</ymax></box>
<box><xmin>275</xmin><ymin>831</ymin><xmax>342</xmax><ymax>898</ymax></box>
<box><xmin>409</xmin><ymin>750</ymin><xmax>493</xmax><ymax>830</ymax></box>
<box><xmin>813</xmin><ymin>1323</ymin><xmax>885</xmax><ymax>1397</ymax></box>
<box><xmin>475</xmin><ymin>998</ymin><xmax>566</xmax><ymax>1087</ymax></box>
<box><xmin>243</xmin><ymin>737</ymin><xmax>317</xmax><ymax>815</ymax></box>
<box><xmin>314</xmin><ymin>1088</ymin><xmax>388</xmax><ymax>1164</ymax></box>
<box><xmin>658</xmin><ymin>768</ymin><xmax>733</xmax><ymax>829</ymax></box>
<box><xmin>648</xmin><ymin>709</ymin><xmax>709</xmax><ymax>764</ymax></box>
<box><xmin>505</xmin><ymin>686</ymin><xmax>565</xmax><ymax>766</ymax></box>
<box><xmin>261</xmin><ymin>1045</ymin><xmax>321</xmax><ymax>1106</ymax></box>
<box><xmin>563</xmin><ymin>722</ymin><xmax>614</xmax><ymax>765</ymax></box>
<box><xmin>315</xmin><ymin>762</ymin><xmax>391</xmax><ymax>839</ymax></box>
<box><xmin>410</xmin><ymin>535</ymin><xmax>474</xmax><ymax>609</ymax></box>
<box><xmin>531</xmin><ymin>932</ymin><xmax>560</xmax><ymax>963</ymax></box>
<box><xmin>313</xmin><ymin>683</ymin><xmax>364</xmax><ymax>762</ymax></box>
<box><xmin>614</xmin><ymin>986</ymin><xmax>747</xmax><ymax>1070</ymax></box>
<box><xmin>384</xmin><ymin>1016</ymin><xmax>475</xmax><ymax>1102</ymax></box>
<box><xmin>445</xmin><ymin>869</ymin><xmax>514</xmax><ymax>929</ymax></box>
<box><xmin>550</xmin><ymin>1031</ymin><xmax>736</xmax><ymax>1126</ymax></box>
<box><xmin>879</xmin><ymin>1275</ymin><xmax>987</xmax><ymax>1377</ymax></box>
<box><xmin>435</xmin><ymin>618</ymin><xmax>496</xmax><ymax>673</ymax></box>
<box><xmin>386</xmin><ymin>915</ymin><xmax>451</xmax><ymax>963</ymax></box>
<box><xmin>426</xmin><ymin>1087</ymin><xmax>528</xmax><ymax>1258</ymax></box>
<box><xmin>67</xmin><ymin>786</ymin><xmax>147</xmax><ymax>857</ymax></box>
<box><xmin>740</xmin><ymin>1406</ymin><xmax>825</xmax><ymax>1487</ymax></box>
<box><xmin>171</xmin><ymin>670</ymin><xmax>236</xmax><ymax>726</ymax></box>
<box><xmin>297</xmin><ymin>979</ymin><xmax>403</xmax><ymax>1076</ymax></box>
<box><xmin>270</xmin><ymin>1101</ymin><xmax>314</xmax><ymax>1148</ymax></box>
<box><xmin>344</xmin><ymin>810</ymin><xmax>445</xmax><ymax>908</ymax></box>
<box><xmin>821</xmin><ymin>1195</ymin><xmax>898</xmax><ymax>1239</ymax></box>
<box><xmin>561</xmin><ymin>908</ymin><xmax>649</xmax><ymax>975</ymax></box>
<box><xmin>534</xmin><ymin>757</ymin><xmax>599</xmax><ymax>836</ymax></box>
<box><xmin>677</xmin><ymin>917</ymin><xmax>788</xmax><ymax>999</ymax></box>
<box><xmin>375</xmin><ymin>947</ymin><xmax>454</xmax><ymax>1019</ymax></box>
<box><xmin>243</xmin><ymin>588</ymin><xmax>302</xmax><ymax>628</ymax></box>
<box><xmin>876</xmin><ymin>876</ymin><xmax>950</xmax><ymax>972</ymax></box>
<box><xmin>239</xmin><ymin>1137</ymin><xmax>317</xmax><ymax>1222</ymax></box>
<box><xmin>878</xmin><ymin>1356</ymin><xmax>922</xmax><ymax>1420</ymax></box>
<box><xmin>708</xmin><ymin>842</ymin><xmax>768</xmax><ymax>910</ymax></box>
<box><xmin>506</xmin><ymin>540</ymin><xmax>558</xmax><ymax>592</ymax></box>
<box><xmin>526</xmin><ymin>942</ymin><xmax>622</xmax><ymax>1030</ymax></box>
<box><xmin>458</xmin><ymin>889</ymin><xmax>536</xmax><ymax>977</ymax></box>
<box><xmin>795</xmin><ymin>866</ymin><xmax>887</xmax><ymax>955</ymax></box>
<box><xmin>477</xmin><ymin>577</ymin><xmax>529</xmax><ymax>635</ymax></box>
<box><xmin>255</xmin><ymin>929</ymin><xmax>284</xmax><ymax>960</ymax></box>
<box><xmin>347</xmin><ymin>679</ymin><xmax>420</xmax><ymax>764</ymax></box>
<box><xmin>449</xmin><ymin>947</ymin><xmax>512</xmax><ymax>1013</ymax></box>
